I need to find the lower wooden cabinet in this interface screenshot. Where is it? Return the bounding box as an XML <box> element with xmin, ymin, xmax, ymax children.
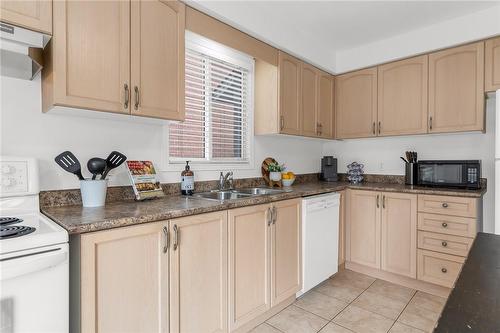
<box><xmin>417</xmin><ymin>249</ymin><xmax>465</xmax><ymax>288</ymax></box>
<box><xmin>78</xmin><ymin>221</ymin><xmax>169</xmax><ymax>333</ymax></box>
<box><xmin>347</xmin><ymin>190</ymin><xmax>417</xmax><ymax>277</ymax></box>
<box><xmin>228</xmin><ymin>199</ymin><xmax>301</xmax><ymax>331</ymax></box>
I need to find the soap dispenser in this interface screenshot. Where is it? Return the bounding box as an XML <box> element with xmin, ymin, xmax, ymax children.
<box><xmin>181</xmin><ymin>161</ymin><xmax>194</xmax><ymax>195</ymax></box>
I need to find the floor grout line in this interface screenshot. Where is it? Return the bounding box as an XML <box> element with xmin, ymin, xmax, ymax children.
<box><xmin>387</xmin><ymin>290</ymin><xmax>418</xmax><ymax>332</ymax></box>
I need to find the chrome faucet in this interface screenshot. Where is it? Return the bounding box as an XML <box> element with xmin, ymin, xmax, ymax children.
<box><xmin>218</xmin><ymin>171</ymin><xmax>234</xmax><ymax>191</ymax></box>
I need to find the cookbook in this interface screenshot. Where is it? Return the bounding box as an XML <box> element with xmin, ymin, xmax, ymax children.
<box><xmin>126</xmin><ymin>161</ymin><xmax>165</xmax><ymax>200</ymax></box>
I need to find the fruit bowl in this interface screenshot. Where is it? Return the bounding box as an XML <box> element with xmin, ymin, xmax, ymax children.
<box><xmin>282</xmin><ymin>178</ymin><xmax>295</xmax><ymax>187</ymax></box>
<box><xmin>281</xmin><ymin>171</ymin><xmax>296</xmax><ymax>187</ymax></box>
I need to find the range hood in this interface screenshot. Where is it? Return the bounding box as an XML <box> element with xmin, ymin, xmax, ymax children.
<box><xmin>0</xmin><ymin>22</ymin><xmax>50</xmax><ymax>80</ymax></box>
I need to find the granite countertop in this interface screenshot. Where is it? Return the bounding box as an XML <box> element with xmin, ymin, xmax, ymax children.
<box><xmin>41</xmin><ymin>181</ymin><xmax>486</xmax><ymax>235</ymax></box>
<box><xmin>434</xmin><ymin>232</ymin><xmax>500</xmax><ymax>333</ymax></box>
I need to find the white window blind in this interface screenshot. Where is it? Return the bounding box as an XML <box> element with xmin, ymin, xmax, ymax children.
<box><xmin>169</xmin><ymin>35</ymin><xmax>253</xmax><ymax>163</ymax></box>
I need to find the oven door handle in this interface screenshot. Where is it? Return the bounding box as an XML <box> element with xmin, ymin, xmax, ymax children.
<box><xmin>0</xmin><ymin>247</ymin><xmax>68</xmax><ymax>281</ymax></box>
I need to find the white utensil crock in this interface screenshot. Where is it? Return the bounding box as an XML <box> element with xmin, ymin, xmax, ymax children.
<box><xmin>80</xmin><ymin>179</ymin><xmax>108</xmax><ymax>207</ymax></box>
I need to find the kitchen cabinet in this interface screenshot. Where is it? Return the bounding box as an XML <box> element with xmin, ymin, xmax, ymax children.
<box><xmin>301</xmin><ymin>63</ymin><xmax>319</xmax><ymax>137</ymax></box>
<box><xmin>79</xmin><ymin>221</ymin><xmax>169</xmax><ymax>333</ymax></box>
<box><xmin>318</xmin><ymin>72</ymin><xmax>335</xmax><ymax>139</ymax></box>
<box><xmin>169</xmin><ymin>211</ymin><xmax>227</xmax><ymax>333</ymax></box>
<box><xmin>346</xmin><ymin>190</ymin><xmax>381</xmax><ymax>268</ymax></box>
<box><xmin>0</xmin><ymin>0</ymin><xmax>52</xmax><ymax>34</ymax></box>
<box><xmin>131</xmin><ymin>0</ymin><xmax>185</xmax><ymax>120</ymax></box>
<box><xmin>380</xmin><ymin>192</ymin><xmax>417</xmax><ymax>278</ymax></box>
<box><xmin>335</xmin><ymin>67</ymin><xmax>378</xmax><ymax>139</ymax></box>
<box><xmin>43</xmin><ymin>0</ymin><xmax>185</xmax><ymax>121</ymax></box>
<box><xmin>228</xmin><ymin>198</ymin><xmax>301</xmax><ymax>331</ymax></box>
<box><xmin>485</xmin><ymin>36</ymin><xmax>500</xmax><ymax>92</ymax></box>
<box><xmin>271</xmin><ymin>199</ymin><xmax>302</xmax><ymax>306</ymax></box>
<box><xmin>278</xmin><ymin>51</ymin><xmax>302</xmax><ymax>135</ymax></box>
<box><xmin>428</xmin><ymin>42</ymin><xmax>485</xmax><ymax>133</ymax></box>
<box><xmin>417</xmin><ymin>250</ymin><xmax>465</xmax><ymax>288</ymax></box>
<box><xmin>377</xmin><ymin>56</ymin><xmax>428</xmax><ymax>136</ymax></box>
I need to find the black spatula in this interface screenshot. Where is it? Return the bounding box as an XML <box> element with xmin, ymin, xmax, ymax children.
<box><xmin>54</xmin><ymin>151</ymin><xmax>85</xmax><ymax>180</ymax></box>
<box><xmin>101</xmin><ymin>151</ymin><xmax>127</xmax><ymax>180</ymax></box>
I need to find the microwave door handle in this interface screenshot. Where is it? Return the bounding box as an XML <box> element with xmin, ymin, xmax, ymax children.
<box><xmin>0</xmin><ymin>248</ymin><xmax>68</xmax><ymax>281</ymax></box>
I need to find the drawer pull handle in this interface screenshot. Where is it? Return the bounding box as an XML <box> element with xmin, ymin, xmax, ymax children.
<box><xmin>442</xmin><ymin>203</ymin><xmax>448</xmax><ymax>208</ymax></box>
<box><xmin>442</xmin><ymin>222</ymin><xmax>448</xmax><ymax>228</ymax></box>
<box><xmin>441</xmin><ymin>268</ymin><xmax>447</xmax><ymax>273</ymax></box>
<box><xmin>442</xmin><ymin>241</ymin><xmax>448</xmax><ymax>247</ymax></box>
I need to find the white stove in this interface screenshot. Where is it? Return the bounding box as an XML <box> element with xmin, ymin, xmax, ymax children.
<box><xmin>0</xmin><ymin>156</ymin><xmax>69</xmax><ymax>333</ymax></box>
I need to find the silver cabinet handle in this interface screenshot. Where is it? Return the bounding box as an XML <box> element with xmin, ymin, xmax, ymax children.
<box><xmin>280</xmin><ymin>116</ymin><xmax>284</xmax><ymax>131</ymax></box>
<box><xmin>378</xmin><ymin>121</ymin><xmax>381</xmax><ymax>135</ymax></box>
<box><xmin>382</xmin><ymin>195</ymin><xmax>386</xmax><ymax>209</ymax></box>
<box><xmin>442</xmin><ymin>203</ymin><xmax>448</xmax><ymax>208</ymax></box>
<box><xmin>267</xmin><ymin>207</ymin><xmax>272</xmax><ymax>226</ymax></box>
<box><xmin>124</xmin><ymin>83</ymin><xmax>129</xmax><ymax>109</ymax></box>
<box><xmin>272</xmin><ymin>206</ymin><xmax>277</xmax><ymax>224</ymax></box>
<box><xmin>429</xmin><ymin>116</ymin><xmax>433</xmax><ymax>131</ymax></box>
<box><xmin>372</xmin><ymin>122</ymin><xmax>376</xmax><ymax>135</ymax></box>
<box><xmin>376</xmin><ymin>194</ymin><xmax>380</xmax><ymax>208</ymax></box>
<box><xmin>134</xmin><ymin>86</ymin><xmax>139</xmax><ymax>110</ymax></box>
<box><xmin>442</xmin><ymin>241</ymin><xmax>448</xmax><ymax>247</ymax></box>
<box><xmin>162</xmin><ymin>226</ymin><xmax>169</xmax><ymax>253</ymax></box>
<box><xmin>173</xmin><ymin>224</ymin><xmax>179</xmax><ymax>251</ymax></box>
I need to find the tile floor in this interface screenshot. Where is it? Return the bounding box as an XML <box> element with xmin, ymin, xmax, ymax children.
<box><xmin>252</xmin><ymin>269</ymin><xmax>447</xmax><ymax>333</ymax></box>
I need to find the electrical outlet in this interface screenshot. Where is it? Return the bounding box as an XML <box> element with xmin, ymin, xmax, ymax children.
<box><xmin>379</xmin><ymin>162</ymin><xmax>384</xmax><ymax>171</ymax></box>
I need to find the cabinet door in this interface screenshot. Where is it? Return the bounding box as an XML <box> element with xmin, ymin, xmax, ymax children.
<box><xmin>318</xmin><ymin>73</ymin><xmax>335</xmax><ymax>139</ymax></box>
<box><xmin>80</xmin><ymin>222</ymin><xmax>169</xmax><ymax>333</ymax></box>
<box><xmin>0</xmin><ymin>0</ymin><xmax>52</xmax><ymax>34</ymax></box>
<box><xmin>485</xmin><ymin>36</ymin><xmax>500</xmax><ymax>92</ymax></box>
<box><xmin>301</xmin><ymin>63</ymin><xmax>319</xmax><ymax>137</ymax></box>
<box><xmin>378</xmin><ymin>55</ymin><xmax>428</xmax><ymax>136</ymax></box>
<box><xmin>131</xmin><ymin>0</ymin><xmax>185</xmax><ymax>120</ymax></box>
<box><xmin>228</xmin><ymin>204</ymin><xmax>271</xmax><ymax>330</ymax></box>
<box><xmin>346</xmin><ymin>190</ymin><xmax>381</xmax><ymax>268</ymax></box>
<box><xmin>271</xmin><ymin>199</ymin><xmax>301</xmax><ymax>306</ymax></box>
<box><xmin>429</xmin><ymin>42</ymin><xmax>485</xmax><ymax>133</ymax></box>
<box><xmin>169</xmin><ymin>211</ymin><xmax>227</xmax><ymax>333</ymax></box>
<box><xmin>47</xmin><ymin>0</ymin><xmax>130</xmax><ymax>114</ymax></box>
<box><xmin>278</xmin><ymin>51</ymin><xmax>302</xmax><ymax>135</ymax></box>
<box><xmin>381</xmin><ymin>193</ymin><xmax>417</xmax><ymax>278</ymax></box>
<box><xmin>335</xmin><ymin>67</ymin><xmax>378</xmax><ymax>139</ymax></box>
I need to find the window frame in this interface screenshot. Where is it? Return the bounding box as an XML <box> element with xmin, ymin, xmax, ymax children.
<box><xmin>165</xmin><ymin>31</ymin><xmax>255</xmax><ymax>170</ymax></box>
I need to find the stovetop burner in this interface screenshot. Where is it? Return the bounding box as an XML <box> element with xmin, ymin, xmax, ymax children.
<box><xmin>0</xmin><ymin>217</ymin><xmax>23</xmax><ymax>226</ymax></box>
<box><xmin>0</xmin><ymin>225</ymin><xmax>36</xmax><ymax>239</ymax></box>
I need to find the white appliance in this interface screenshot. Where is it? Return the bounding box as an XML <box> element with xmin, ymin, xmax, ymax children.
<box><xmin>298</xmin><ymin>193</ymin><xmax>340</xmax><ymax>296</ymax></box>
<box><xmin>496</xmin><ymin>89</ymin><xmax>500</xmax><ymax>235</ymax></box>
<box><xmin>0</xmin><ymin>156</ymin><xmax>69</xmax><ymax>333</ymax></box>
<box><xmin>0</xmin><ymin>22</ymin><xmax>50</xmax><ymax>80</ymax></box>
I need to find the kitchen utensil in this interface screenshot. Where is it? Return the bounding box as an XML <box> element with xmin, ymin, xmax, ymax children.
<box><xmin>101</xmin><ymin>151</ymin><xmax>127</xmax><ymax>180</ymax></box>
<box><xmin>54</xmin><ymin>151</ymin><xmax>85</xmax><ymax>180</ymax></box>
<box><xmin>87</xmin><ymin>157</ymin><xmax>106</xmax><ymax>180</ymax></box>
<box><xmin>400</xmin><ymin>157</ymin><xmax>409</xmax><ymax>164</ymax></box>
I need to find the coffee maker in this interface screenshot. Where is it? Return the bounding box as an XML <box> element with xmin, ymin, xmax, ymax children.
<box><xmin>320</xmin><ymin>156</ymin><xmax>338</xmax><ymax>182</ymax></box>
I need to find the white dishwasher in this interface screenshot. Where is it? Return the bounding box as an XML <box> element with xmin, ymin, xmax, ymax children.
<box><xmin>298</xmin><ymin>192</ymin><xmax>340</xmax><ymax>296</ymax></box>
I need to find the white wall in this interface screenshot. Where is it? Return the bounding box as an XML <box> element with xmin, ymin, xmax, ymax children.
<box><xmin>0</xmin><ymin>76</ymin><xmax>323</xmax><ymax>190</ymax></box>
<box><xmin>323</xmin><ymin>97</ymin><xmax>496</xmax><ymax>233</ymax></box>
<box><xmin>336</xmin><ymin>4</ymin><xmax>500</xmax><ymax>73</ymax></box>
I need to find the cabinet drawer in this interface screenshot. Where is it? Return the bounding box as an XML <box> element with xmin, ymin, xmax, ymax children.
<box><xmin>417</xmin><ymin>249</ymin><xmax>464</xmax><ymax>288</ymax></box>
<box><xmin>418</xmin><ymin>195</ymin><xmax>477</xmax><ymax>218</ymax></box>
<box><xmin>418</xmin><ymin>213</ymin><xmax>477</xmax><ymax>238</ymax></box>
<box><xmin>418</xmin><ymin>231</ymin><xmax>473</xmax><ymax>257</ymax></box>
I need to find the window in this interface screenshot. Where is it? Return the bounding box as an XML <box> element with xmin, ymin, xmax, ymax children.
<box><xmin>169</xmin><ymin>32</ymin><xmax>254</xmax><ymax>164</ymax></box>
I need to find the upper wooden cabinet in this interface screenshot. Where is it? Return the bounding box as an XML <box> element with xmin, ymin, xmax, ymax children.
<box><xmin>131</xmin><ymin>0</ymin><xmax>185</xmax><ymax>120</ymax></box>
<box><xmin>335</xmin><ymin>67</ymin><xmax>378</xmax><ymax>139</ymax></box>
<box><xmin>318</xmin><ymin>72</ymin><xmax>335</xmax><ymax>139</ymax></box>
<box><xmin>278</xmin><ymin>52</ymin><xmax>302</xmax><ymax>135</ymax></box>
<box><xmin>79</xmin><ymin>221</ymin><xmax>169</xmax><ymax>333</ymax></box>
<box><xmin>42</xmin><ymin>0</ymin><xmax>185</xmax><ymax>121</ymax></box>
<box><xmin>300</xmin><ymin>63</ymin><xmax>319</xmax><ymax>137</ymax></box>
<box><xmin>377</xmin><ymin>56</ymin><xmax>428</xmax><ymax>136</ymax></box>
<box><xmin>485</xmin><ymin>36</ymin><xmax>500</xmax><ymax>92</ymax></box>
<box><xmin>0</xmin><ymin>0</ymin><xmax>52</xmax><ymax>34</ymax></box>
<box><xmin>428</xmin><ymin>42</ymin><xmax>485</xmax><ymax>133</ymax></box>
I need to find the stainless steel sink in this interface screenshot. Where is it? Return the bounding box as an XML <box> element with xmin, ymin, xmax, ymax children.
<box><xmin>191</xmin><ymin>187</ymin><xmax>286</xmax><ymax>202</ymax></box>
<box><xmin>192</xmin><ymin>191</ymin><xmax>253</xmax><ymax>201</ymax></box>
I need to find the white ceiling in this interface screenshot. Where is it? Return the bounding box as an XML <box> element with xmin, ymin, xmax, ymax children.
<box><xmin>187</xmin><ymin>1</ymin><xmax>499</xmax><ymax>71</ymax></box>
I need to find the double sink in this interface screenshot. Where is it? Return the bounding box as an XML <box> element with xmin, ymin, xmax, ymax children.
<box><xmin>192</xmin><ymin>187</ymin><xmax>287</xmax><ymax>202</ymax></box>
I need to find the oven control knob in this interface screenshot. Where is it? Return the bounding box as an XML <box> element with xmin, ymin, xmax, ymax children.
<box><xmin>1</xmin><ymin>178</ymin><xmax>15</xmax><ymax>187</ymax></box>
<box><xmin>1</xmin><ymin>165</ymin><xmax>14</xmax><ymax>174</ymax></box>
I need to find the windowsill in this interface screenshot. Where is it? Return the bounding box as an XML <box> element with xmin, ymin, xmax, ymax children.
<box><xmin>160</xmin><ymin>160</ymin><xmax>255</xmax><ymax>172</ymax></box>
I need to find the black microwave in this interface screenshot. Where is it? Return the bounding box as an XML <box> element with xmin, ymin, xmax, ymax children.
<box><xmin>417</xmin><ymin>160</ymin><xmax>481</xmax><ymax>189</ymax></box>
